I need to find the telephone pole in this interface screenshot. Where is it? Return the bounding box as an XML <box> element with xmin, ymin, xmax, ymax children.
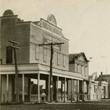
<box><xmin>9</xmin><ymin>40</ymin><xmax>20</xmax><ymax>103</ymax></box>
<box><xmin>39</xmin><ymin>42</ymin><xmax>64</xmax><ymax>102</ymax></box>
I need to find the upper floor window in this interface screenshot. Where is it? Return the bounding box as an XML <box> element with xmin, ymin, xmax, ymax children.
<box><xmin>43</xmin><ymin>48</ymin><xmax>47</xmax><ymax>62</ymax></box>
<box><xmin>35</xmin><ymin>45</ymin><xmax>39</xmax><ymax>60</ymax></box>
<box><xmin>85</xmin><ymin>67</ymin><xmax>88</xmax><ymax>76</ymax></box>
<box><xmin>47</xmin><ymin>49</ymin><xmax>50</xmax><ymax>62</ymax></box>
<box><xmin>0</xmin><ymin>59</ymin><xmax>2</xmax><ymax>64</ymax></box>
<box><xmin>82</xmin><ymin>66</ymin><xmax>85</xmax><ymax>76</ymax></box>
<box><xmin>6</xmin><ymin>46</ymin><xmax>13</xmax><ymax>64</ymax></box>
<box><xmin>63</xmin><ymin>55</ymin><xmax>66</xmax><ymax>67</ymax></box>
<box><xmin>78</xmin><ymin>64</ymin><xmax>81</xmax><ymax>73</ymax></box>
<box><xmin>53</xmin><ymin>51</ymin><xmax>57</xmax><ymax>65</ymax></box>
<box><xmin>60</xmin><ymin>54</ymin><xmax>63</xmax><ymax>65</ymax></box>
<box><xmin>75</xmin><ymin>64</ymin><xmax>78</xmax><ymax>72</ymax></box>
<box><xmin>57</xmin><ymin>52</ymin><xmax>60</xmax><ymax>65</ymax></box>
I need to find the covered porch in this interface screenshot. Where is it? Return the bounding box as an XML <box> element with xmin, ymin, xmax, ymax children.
<box><xmin>0</xmin><ymin>63</ymin><xmax>89</xmax><ymax>103</ymax></box>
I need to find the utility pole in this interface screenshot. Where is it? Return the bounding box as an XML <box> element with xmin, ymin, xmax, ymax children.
<box><xmin>9</xmin><ymin>40</ymin><xmax>20</xmax><ymax>103</ymax></box>
<box><xmin>39</xmin><ymin>42</ymin><xmax>64</xmax><ymax>102</ymax></box>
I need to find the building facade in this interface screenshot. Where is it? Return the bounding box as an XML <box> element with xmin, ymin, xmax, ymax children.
<box><xmin>69</xmin><ymin>53</ymin><xmax>89</xmax><ymax>101</ymax></box>
<box><xmin>89</xmin><ymin>72</ymin><xmax>108</xmax><ymax>101</ymax></box>
<box><xmin>0</xmin><ymin>9</ymin><xmax>89</xmax><ymax>103</ymax></box>
<box><xmin>97</xmin><ymin>74</ymin><xmax>110</xmax><ymax>99</ymax></box>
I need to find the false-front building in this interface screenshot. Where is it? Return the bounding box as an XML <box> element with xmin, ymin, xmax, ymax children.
<box><xmin>69</xmin><ymin>53</ymin><xmax>89</xmax><ymax>101</ymax></box>
<box><xmin>96</xmin><ymin>73</ymin><xmax>109</xmax><ymax>99</ymax></box>
<box><xmin>89</xmin><ymin>72</ymin><xmax>108</xmax><ymax>101</ymax></box>
<box><xmin>0</xmin><ymin>9</ymin><xmax>89</xmax><ymax>103</ymax></box>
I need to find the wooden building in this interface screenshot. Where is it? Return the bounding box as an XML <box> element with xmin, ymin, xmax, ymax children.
<box><xmin>0</xmin><ymin>9</ymin><xmax>89</xmax><ymax>103</ymax></box>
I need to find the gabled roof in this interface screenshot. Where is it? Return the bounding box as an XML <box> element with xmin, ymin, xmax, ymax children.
<box><xmin>69</xmin><ymin>52</ymin><xmax>89</xmax><ymax>63</ymax></box>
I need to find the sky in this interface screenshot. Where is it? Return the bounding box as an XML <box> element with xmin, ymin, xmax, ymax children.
<box><xmin>1</xmin><ymin>0</ymin><xmax>110</xmax><ymax>76</ymax></box>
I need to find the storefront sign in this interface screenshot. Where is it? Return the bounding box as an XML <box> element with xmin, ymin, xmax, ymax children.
<box><xmin>42</xmin><ymin>21</ymin><xmax>62</xmax><ymax>36</ymax></box>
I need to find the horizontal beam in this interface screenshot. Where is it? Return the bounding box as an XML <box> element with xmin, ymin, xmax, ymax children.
<box><xmin>10</xmin><ymin>45</ymin><xmax>20</xmax><ymax>50</ymax></box>
<box><xmin>39</xmin><ymin>42</ymin><xmax>64</xmax><ymax>46</ymax></box>
<box><xmin>9</xmin><ymin>40</ymin><xmax>20</xmax><ymax>45</ymax></box>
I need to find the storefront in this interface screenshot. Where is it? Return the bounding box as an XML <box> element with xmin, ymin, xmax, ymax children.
<box><xmin>0</xmin><ymin>10</ymin><xmax>89</xmax><ymax>103</ymax></box>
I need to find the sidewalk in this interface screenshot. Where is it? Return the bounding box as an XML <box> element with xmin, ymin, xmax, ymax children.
<box><xmin>1</xmin><ymin>100</ymin><xmax>110</xmax><ymax>105</ymax></box>
<box><xmin>1</xmin><ymin>101</ymin><xmax>110</xmax><ymax>110</ymax></box>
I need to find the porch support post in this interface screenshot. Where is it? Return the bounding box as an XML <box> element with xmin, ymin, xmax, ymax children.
<box><xmin>28</xmin><ymin>78</ymin><xmax>31</xmax><ymax>101</ymax></box>
<box><xmin>106</xmin><ymin>86</ymin><xmax>108</xmax><ymax>98</ymax></box>
<box><xmin>61</xmin><ymin>80</ymin><xmax>63</xmax><ymax>102</ymax></box>
<box><xmin>77</xmin><ymin>80</ymin><xmax>79</xmax><ymax>102</ymax></box>
<box><xmin>73</xmin><ymin>80</ymin><xmax>75</xmax><ymax>101</ymax></box>
<box><xmin>104</xmin><ymin>86</ymin><xmax>106</xmax><ymax>99</ymax></box>
<box><xmin>0</xmin><ymin>74</ymin><xmax>1</xmax><ymax>104</ymax></box>
<box><xmin>64</xmin><ymin>78</ymin><xmax>66</xmax><ymax>102</ymax></box>
<box><xmin>86</xmin><ymin>81</ymin><xmax>89</xmax><ymax>100</ymax></box>
<box><xmin>71</xmin><ymin>79</ymin><xmax>73</xmax><ymax>102</ymax></box>
<box><xmin>6</xmin><ymin>74</ymin><xmax>9</xmax><ymax>103</ymax></box>
<box><xmin>82</xmin><ymin>81</ymin><xmax>84</xmax><ymax>101</ymax></box>
<box><xmin>48</xmin><ymin>75</ymin><xmax>50</xmax><ymax>101</ymax></box>
<box><xmin>56</xmin><ymin>76</ymin><xmax>59</xmax><ymax>102</ymax></box>
<box><xmin>67</xmin><ymin>80</ymin><xmax>68</xmax><ymax>100</ymax></box>
<box><xmin>88</xmin><ymin>81</ymin><xmax>91</xmax><ymax>100</ymax></box>
<box><xmin>37</xmin><ymin>73</ymin><xmax>40</xmax><ymax>103</ymax></box>
<box><xmin>86</xmin><ymin>81</ymin><xmax>89</xmax><ymax>94</ymax></box>
<box><xmin>22</xmin><ymin>74</ymin><xmax>24</xmax><ymax>103</ymax></box>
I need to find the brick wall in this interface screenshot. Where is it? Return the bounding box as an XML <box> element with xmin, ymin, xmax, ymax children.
<box><xmin>1</xmin><ymin>16</ymin><xmax>17</xmax><ymax>64</ymax></box>
<box><xmin>0</xmin><ymin>19</ymin><xmax>1</xmax><ymax>59</ymax></box>
<box><xmin>15</xmin><ymin>23</ymin><xmax>30</xmax><ymax>63</ymax></box>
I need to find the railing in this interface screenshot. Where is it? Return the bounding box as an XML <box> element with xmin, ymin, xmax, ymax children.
<box><xmin>58</xmin><ymin>94</ymin><xmax>90</xmax><ymax>102</ymax></box>
<box><xmin>30</xmin><ymin>94</ymin><xmax>47</xmax><ymax>102</ymax></box>
<box><xmin>58</xmin><ymin>94</ymin><xmax>68</xmax><ymax>102</ymax></box>
<box><xmin>30</xmin><ymin>94</ymin><xmax>38</xmax><ymax>102</ymax></box>
<box><xmin>30</xmin><ymin>94</ymin><xmax>103</xmax><ymax>102</ymax></box>
<box><xmin>78</xmin><ymin>94</ymin><xmax>89</xmax><ymax>101</ymax></box>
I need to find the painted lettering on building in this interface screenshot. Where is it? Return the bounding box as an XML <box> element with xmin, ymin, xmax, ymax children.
<box><xmin>43</xmin><ymin>34</ymin><xmax>61</xmax><ymax>51</ymax></box>
<box><xmin>42</xmin><ymin>21</ymin><xmax>62</xmax><ymax>36</ymax></box>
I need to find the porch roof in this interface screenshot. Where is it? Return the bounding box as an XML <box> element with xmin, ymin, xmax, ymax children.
<box><xmin>0</xmin><ymin>63</ymin><xmax>87</xmax><ymax>80</ymax></box>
